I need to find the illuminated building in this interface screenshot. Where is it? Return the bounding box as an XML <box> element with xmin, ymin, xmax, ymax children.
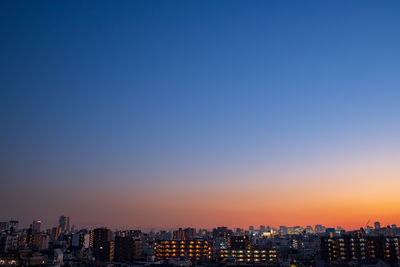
<box><xmin>154</xmin><ymin>239</ymin><xmax>212</xmax><ymax>261</ymax></box>
<box><xmin>217</xmin><ymin>248</ymin><xmax>278</xmax><ymax>263</ymax></box>
<box><xmin>5</xmin><ymin>233</ymin><xmax>20</xmax><ymax>252</ymax></box>
<box><xmin>56</xmin><ymin>216</ymin><xmax>70</xmax><ymax>239</ymax></box>
<box><xmin>321</xmin><ymin>233</ymin><xmax>400</xmax><ymax>263</ymax></box>
<box><xmin>26</xmin><ymin>228</ymin><xmax>34</xmax><ymax>247</ymax></box>
<box><xmin>0</xmin><ymin>252</ymin><xmax>19</xmax><ymax>265</ymax></box>
<box><xmin>212</xmin><ymin>227</ymin><xmax>232</xmax><ymax>249</ymax></box>
<box><xmin>314</xmin><ymin>224</ymin><xmax>325</xmax><ymax>234</ymax></box>
<box><xmin>90</xmin><ymin>228</ymin><xmax>111</xmax><ymax>262</ymax></box>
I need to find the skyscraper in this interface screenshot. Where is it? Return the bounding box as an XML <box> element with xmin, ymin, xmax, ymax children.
<box><xmin>58</xmin><ymin>216</ymin><xmax>70</xmax><ymax>233</ymax></box>
<box><xmin>32</xmin><ymin>220</ymin><xmax>42</xmax><ymax>233</ymax></box>
<box><xmin>57</xmin><ymin>216</ymin><xmax>70</xmax><ymax>239</ymax></box>
<box><xmin>374</xmin><ymin>221</ymin><xmax>381</xmax><ymax>230</ymax></box>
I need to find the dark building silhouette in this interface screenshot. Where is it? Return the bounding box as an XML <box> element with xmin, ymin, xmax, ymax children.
<box><xmin>113</xmin><ymin>236</ymin><xmax>142</xmax><ymax>262</ymax></box>
<box><xmin>90</xmin><ymin>228</ymin><xmax>111</xmax><ymax>262</ymax></box>
<box><xmin>229</xmin><ymin>235</ymin><xmax>251</xmax><ymax>250</ymax></box>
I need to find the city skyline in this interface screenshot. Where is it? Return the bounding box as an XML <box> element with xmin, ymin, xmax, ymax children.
<box><xmin>3</xmin><ymin>216</ymin><xmax>400</xmax><ymax>265</ymax></box>
<box><xmin>2</xmin><ymin>1</ymin><xmax>400</xmax><ymax>231</ymax></box>
<box><xmin>0</xmin><ymin>216</ymin><xmax>395</xmax><ymax>233</ymax></box>
<box><xmin>0</xmin><ymin>216</ymin><xmax>397</xmax><ymax>233</ymax></box>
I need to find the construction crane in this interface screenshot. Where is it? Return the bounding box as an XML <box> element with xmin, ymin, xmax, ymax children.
<box><xmin>364</xmin><ymin>219</ymin><xmax>371</xmax><ymax>228</ymax></box>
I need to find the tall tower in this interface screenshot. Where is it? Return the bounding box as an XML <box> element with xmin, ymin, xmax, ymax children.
<box><xmin>58</xmin><ymin>216</ymin><xmax>70</xmax><ymax>233</ymax></box>
<box><xmin>32</xmin><ymin>220</ymin><xmax>42</xmax><ymax>233</ymax></box>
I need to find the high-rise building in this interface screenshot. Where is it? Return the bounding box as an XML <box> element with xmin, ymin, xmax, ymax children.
<box><xmin>58</xmin><ymin>216</ymin><xmax>70</xmax><ymax>233</ymax></box>
<box><xmin>33</xmin><ymin>233</ymin><xmax>49</xmax><ymax>250</ymax></box>
<box><xmin>32</xmin><ymin>221</ymin><xmax>42</xmax><ymax>233</ymax></box>
<box><xmin>170</xmin><ymin>228</ymin><xmax>196</xmax><ymax>241</ymax></box>
<box><xmin>90</xmin><ymin>228</ymin><xmax>111</xmax><ymax>262</ymax></box>
<box><xmin>113</xmin><ymin>236</ymin><xmax>142</xmax><ymax>262</ymax></box>
<box><xmin>212</xmin><ymin>227</ymin><xmax>232</xmax><ymax>249</ymax></box>
<box><xmin>314</xmin><ymin>224</ymin><xmax>325</xmax><ymax>234</ymax></box>
<box><xmin>305</xmin><ymin>225</ymin><xmax>313</xmax><ymax>234</ymax></box>
<box><xmin>26</xmin><ymin>228</ymin><xmax>34</xmax><ymax>247</ymax></box>
<box><xmin>172</xmin><ymin>228</ymin><xmax>185</xmax><ymax>240</ymax></box>
<box><xmin>259</xmin><ymin>225</ymin><xmax>266</xmax><ymax>233</ymax></box>
<box><xmin>374</xmin><ymin>221</ymin><xmax>381</xmax><ymax>230</ymax></box>
<box><xmin>183</xmin><ymin>228</ymin><xmax>196</xmax><ymax>240</ymax></box>
<box><xmin>56</xmin><ymin>216</ymin><xmax>70</xmax><ymax>239</ymax></box>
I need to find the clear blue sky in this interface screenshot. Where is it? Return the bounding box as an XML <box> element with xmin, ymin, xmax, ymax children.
<box><xmin>1</xmin><ymin>1</ymin><xmax>400</xmax><ymax>229</ymax></box>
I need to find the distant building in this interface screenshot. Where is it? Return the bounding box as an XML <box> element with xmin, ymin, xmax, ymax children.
<box><xmin>33</xmin><ymin>233</ymin><xmax>49</xmax><ymax>250</ymax></box>
<box><xmin>374</xmin><ymin>221</ymin><xmax>381</xmax><ymax>230</ymax></box>
<box><xmin>235</xmin><ymin>228</ymin><xmax>243</xmax><ymax>235</ymax></box>
<box><xmin>32</xmin><ymin>221</ymin><xmax>41</xmax><ymax>234</ymax></box>
<box><xmin>172</xmin><ymin>228</ymin><xmax>185</xmax><ymax>240</ymax></box>
<box><xmin>57</xmin><ymin>216</ymin><xmax>70</xmax><ymax>239</ymax></box>
<box><xmin>229</xmin><ymin>236</ymin><xmax>251</xmax><ymax>250</ymax></box>
<box><xmin>0</xmin><ymin>220</ymin><xmax>19</xmax><ymax>233</ymax></box>
<box><xmin>305</xmin><ymin>225</ymin><xmax>313</xmax><ymax>234</ymax></box>
<box><xmin>183</xmin><ymin>228</ymin><xmax>196</xmax><ymax>241</ymax></box>
<box><xmin>279</xmin><ymin>226</ymin><xmax>288</xmax><ymax>236</ymax></box>
<box><xmin>315</xmin><ymin>224</ymin><xmax>325</xmax><ymax>234</ymax></box>
<box><xmin>212</xmin><ymin>227</ymin><xmax>232</xmax><ymax>249</ymax></box>
<box><xmin>5</xmin><ymin>233</ymin><xmax>20</xmax><ymax>252</ymax></box>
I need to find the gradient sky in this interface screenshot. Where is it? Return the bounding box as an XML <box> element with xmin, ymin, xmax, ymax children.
<box><xmin>1</xmin><ymin>0</ymin><xmax>400</xmax><ymax>230</ymax></box>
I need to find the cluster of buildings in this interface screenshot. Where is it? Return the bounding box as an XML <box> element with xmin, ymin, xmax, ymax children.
<box><xmin>1</xmin><ymin>217</ymin><xmax>399</xmax><ymax>266</ymax></box>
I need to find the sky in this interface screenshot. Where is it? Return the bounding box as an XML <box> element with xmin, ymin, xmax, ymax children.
<box><xmin>1</xmin><ymin>0</ymin><xmax>400</xmax><ymax>231</ymax></box>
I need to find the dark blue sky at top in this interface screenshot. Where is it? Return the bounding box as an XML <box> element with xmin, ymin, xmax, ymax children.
<box><xmin>1</xmin><ymin>0</ymin><xmax>400</xmax><ymax>189</ymax></box>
